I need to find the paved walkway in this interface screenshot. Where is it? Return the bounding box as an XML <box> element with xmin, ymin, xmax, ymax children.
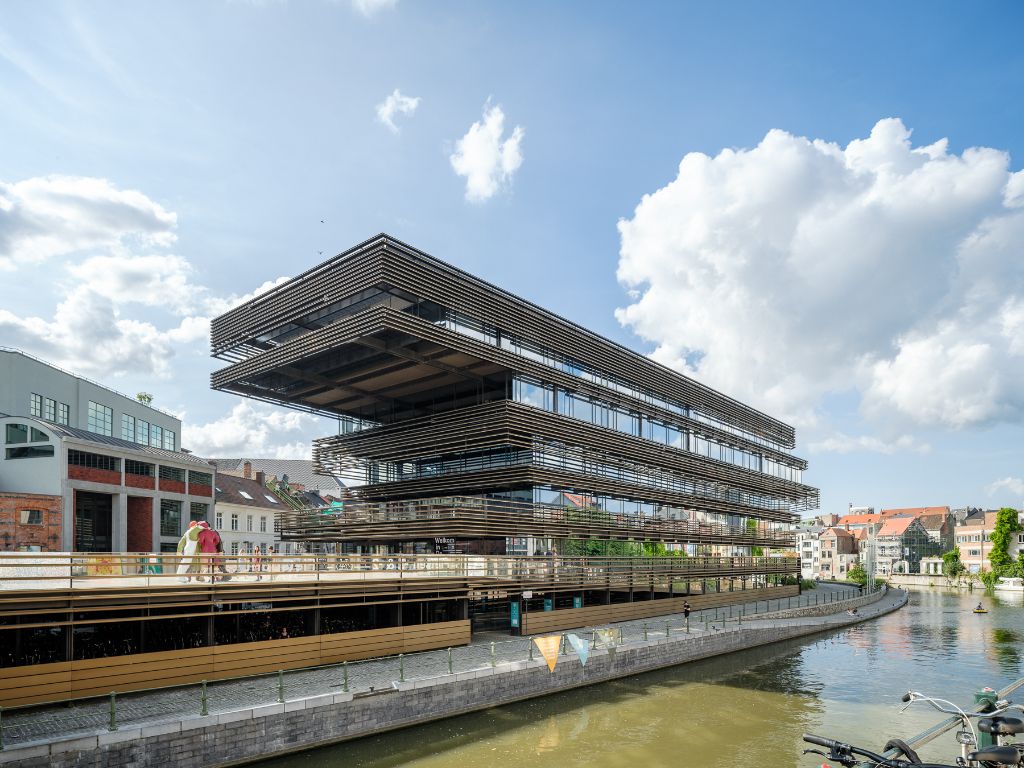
<box><xmin>0</xmin><ymin>584</ymin><xmax>862</xmax><ymax>748</ymax></box>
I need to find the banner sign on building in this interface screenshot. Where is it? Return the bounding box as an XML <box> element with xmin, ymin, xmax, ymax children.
<box><xmin>533</xmin><ymin>635</ymin><xmax>561</xmax><ymax>672</ymax></box>
<box><xmin>433</xmin><ymin>537</ymin><xmax>456</xmax><ymax>554</ymax></box>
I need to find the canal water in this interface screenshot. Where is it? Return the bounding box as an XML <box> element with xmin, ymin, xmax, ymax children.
<box><xmin>262</xmin><ymin>588</ymin><xmax>1024</xmax><ymax>768</ymax></box>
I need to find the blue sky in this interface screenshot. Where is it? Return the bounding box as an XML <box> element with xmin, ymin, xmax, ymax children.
<box><xmin>1</xmin><ymin>0</ymin><xmax>1023</xmax><ymax>514</ymax></box>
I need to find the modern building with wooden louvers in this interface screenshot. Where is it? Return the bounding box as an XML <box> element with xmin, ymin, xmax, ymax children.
<box><xmin>211</xmin><ymin>234</ymin><xmax>814</xmax><ymax>630</ymax></box>
<box><xmin>0</xmin><ymin>234</ymin><xmax>815</xmax><ymax>708</ymax></box>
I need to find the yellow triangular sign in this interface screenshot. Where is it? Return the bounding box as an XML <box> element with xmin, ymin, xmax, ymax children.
<box><xmin>533</xmin><ymin>635</ymin><xmax>561</xmax><ymax>672</ymax></box>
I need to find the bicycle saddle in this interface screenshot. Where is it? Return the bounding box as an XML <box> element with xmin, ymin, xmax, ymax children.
<box><xmin>968</xmin><ymin>745</ymin><xmax>1021</xmax><ymax>765</ymax></box>
<box><xmin>979</xmin><ymin>717</ymin><xmax>1024</xmax><ymax>735</ymax></box>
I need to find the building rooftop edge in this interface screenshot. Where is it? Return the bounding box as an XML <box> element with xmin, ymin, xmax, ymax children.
<box><xmin>214</xmin><ymin>233</ymin><xmax>795</xmax><ymax>439</ymax></box>
<box><xmin>0</xmin><ymin>347</ymin><xmax>180</xmax><ymax>422</ymax></box>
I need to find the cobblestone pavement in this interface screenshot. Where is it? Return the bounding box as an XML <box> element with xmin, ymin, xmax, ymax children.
<box><xmin>0</xmin><ymin>584</ymin><xmax>860</xmax><ymax>747</ymax></box>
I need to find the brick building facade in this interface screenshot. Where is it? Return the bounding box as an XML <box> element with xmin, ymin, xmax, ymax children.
<box><xmin>0</xmin><ymin>492</ymin><xmax>63</xmax><ymax>551</ymax></box>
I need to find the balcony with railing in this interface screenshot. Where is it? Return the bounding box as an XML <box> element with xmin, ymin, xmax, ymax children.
<box><xmin>277</xmin><ymin>496</ymin><xmax>797</xmax><ymax>548</ymax></box>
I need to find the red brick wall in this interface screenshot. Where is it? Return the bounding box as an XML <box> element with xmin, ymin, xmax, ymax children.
<box><xmin>69</xmin><ymin>466</ymin><xmax>121</xmax><ymax>485</ymax></box>
<box><xmin>125</xmin><ymin>474</ymin><xmax>156</xmax><ymax>490</ymax></box>
<box><xmin>158</xmin><ymin>479</ymin><xmax>186</xmax><ymax>494</ymax></box>
<box><xmin>126</xmin><ymin>497</ymin><xmax>153</xmax><ymax>552</ymax></box>
<box><xmin>0</xmin><ymin>493</ymin><xmax>63</xmax><ymax>551</ymax></box>
<box><xmin>189</xmin><ymin>483</ymin><xmax>213</xmax><ymax>497</ymax></box>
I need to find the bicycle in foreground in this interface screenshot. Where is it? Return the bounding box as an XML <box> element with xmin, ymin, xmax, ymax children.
<box><xmin>803</xmin><ymin>689</ymin><xmax>1024</xmax><ymax>767</ymax></box>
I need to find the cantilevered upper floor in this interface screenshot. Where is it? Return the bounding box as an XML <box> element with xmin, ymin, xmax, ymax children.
<box><xmin>211</xmin><ymin>234</ymin><xmax>798</xmax><ymax>450</ymax></box>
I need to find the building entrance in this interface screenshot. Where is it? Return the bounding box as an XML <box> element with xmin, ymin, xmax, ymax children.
<box><xmin>74</xmin><ymin>491</ymin><xmax>113</xmax><ymax>552</ymax></box>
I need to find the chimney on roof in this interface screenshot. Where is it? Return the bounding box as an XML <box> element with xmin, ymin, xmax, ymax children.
<box><xmin>255</xmin><ymin>470</ymin><xmax>266</xmax><ymax>486</ymax></box>
<box><xmin>243</xmin><ymin>461</ymin><xmax>252</xmax><ymax>479</ymax></box>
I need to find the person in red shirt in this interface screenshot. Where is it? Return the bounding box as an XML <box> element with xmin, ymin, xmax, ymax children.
<box><xmin>196</xmin><ymin>521</ymin><xmax>222</xmax><ymax>582</ymax></box>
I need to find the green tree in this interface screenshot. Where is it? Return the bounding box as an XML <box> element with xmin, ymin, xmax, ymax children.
<box><xmin>136</xmin><ymin>392</ymin><xmax>154</xmax><ymax>405</ymax></box>
<box><xmin>941</xmin><ymin>547</ymin><xmax>965</xmax><ymax>577</ymax></box>
<box><xmin>746</xmin><ymin>518</ymin><xmax>764</xmax><ymax>556</ymax></box>
<box><xmin>847</xmin><ymin>564</ymin><xmax>868</xmax><ymax>586</ymax></box>
<box><xmin>988</xmin><ymin>508</ymin><xmax>1022</xmax><ymax>572</ymax></box>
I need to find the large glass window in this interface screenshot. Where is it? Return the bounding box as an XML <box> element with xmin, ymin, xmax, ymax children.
<box><xmin>125</xmin><ymin>459</ymin><xmax>154</xmax><ymax>477</ymax></box>
<box><xmin>511</xmin><ymin>375</ymin><xmax>800</xmax><ymax>483</ymax></box>
<box><xmin>159</xmin><ymin>499</ymin><xmax>182</xmax><ymax>537</ymax></box>
<box><xmin>188</xmin><ymin>470</ymin><xmax>212</xmax><ymax>487</ymax></box>
<box><xmin>6</xmin><ymin>446</ymin><xmax>55</xmax><ymax>459</ymax></box>
<box><xmin>136</xmin><ymin>420</ymin><xmax>149</xmax><ymax>446</ymax></box>
<box><xmin>158</xmin><ymin>465</ymin><xmax>185</xmax><ymax>482</ymax></box>
<box><xmin>5</xmin><ymin>423</ymin><xmax>28</xmax><ymax>444</ymax></box>
<box><xmin>190</xmin><ymin>502</ymin><xmax>208</xmax><ymax>523</ymax></box>
<box><xmin>29</xmin><ymin>394</ymin><xmax>41</xmax><ymax>417</ymax></box>
<box><xmin>163</xmin><ymin>430</ymin><xmax>176</xmax><ymax>451</ymax></box>
<box><xmin>43</xmin><ymin>398</ymin><xmax>56</xmax><ymax>421</ymax></box>
<box><xmin>86</xmin><ymin>402</ymin><xmax>113</xmax><ymax>436</ymax></box>
<box><xmin>68</xmin><ymin>450</ymin><xmax>120</xmax><ymax>472</ymax></box>
<box><xmin>150</xmin><ymin>425</ymin><xmax>163</xmax><ymax>449</ymax></box>
<box><xmin>57</xmin><ymin>403</ymin><xmax>70</xmax><ymax>425</ymax></box>
<box><xmin>121</xmin><ymin>414</ymin><xmax>136</xmax><ymax>442</ymax></box>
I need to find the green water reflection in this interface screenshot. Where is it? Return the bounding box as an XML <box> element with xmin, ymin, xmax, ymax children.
<box><xmin>261</xmin><ymin>589</ymin><xmax>1024</xmax><ymax>768</ymax></box>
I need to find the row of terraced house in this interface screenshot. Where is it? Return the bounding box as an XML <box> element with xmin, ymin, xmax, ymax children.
<box><xmin>797</xmin><ymin>504</ymin><xmax>1024</xmax><ymax>578</ymax></box>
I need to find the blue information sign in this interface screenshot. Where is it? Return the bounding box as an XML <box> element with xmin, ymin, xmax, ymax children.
<box><xmin>510</xmin><ymin>601</ymin><xmax>520</xmax><ymax>628</ymax></box>
<box><xmin>544</xmin><ymin>598</ymin><xmax>553</xmax><ymax>611</ymax></box>
<box><xmin>573</xmin><ymin>596</ymin><xmax>582</xmax><ymax>608</ymax></box>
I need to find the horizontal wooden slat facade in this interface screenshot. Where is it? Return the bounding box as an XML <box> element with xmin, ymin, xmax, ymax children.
<box><xmin>0</xmin><ymin>620</ymin><xmax>471</xmax><ymax>708</ymax></box>
<box><xmin>319</xmin><ymin>463</ymin><xmax>801</xmax><ymax>523</ymax></box>
<box><xmin>313</xmin><ymin>400</ymin><xmax>816</xmax><ymax>509</ymax></box>
<box><xmin>520</xmin><ymin>585</ymin><xmax>799</xmax><ymax>634</ymax></box>
<box><xmin>210</xmin><ymin>235</ymin><xmax>795</xmax><ymax>446</ymax></box>
<box><xmin>213</xmin><ymin>304</ymin><xmax>805</xmax><ymax>468</ymax></box>
<box><xmin>279</xmin><ymin>499</ymin><xmax>796</xmax><ymax>547</ymax></box>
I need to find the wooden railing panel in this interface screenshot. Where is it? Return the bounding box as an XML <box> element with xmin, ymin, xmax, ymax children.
<box><xmin>521</xmin><ymin>585</ymin><xmax>799</xmax><ymax>634</ymax></box>
<box><xmin>0</xmin><ymin>620</ymin><xmax>473</xmax><ymax>708</ymax></box>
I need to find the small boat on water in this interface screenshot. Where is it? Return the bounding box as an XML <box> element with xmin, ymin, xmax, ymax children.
<box><xmin>994</xmin><ymin>577</ymin><xmax>1024</xmax><ymax>593</ymax></box>
<box><xmin>974</xmin><ymin>608</ymin><xmax>989</xmax><ymax>614</ymax></box>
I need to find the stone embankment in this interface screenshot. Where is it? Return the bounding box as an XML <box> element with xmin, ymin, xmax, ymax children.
<box><xmin>887</xmin><ymin>573</ymin><xmax>975</xmax><ymax>590</ymax></box>
<box><xmin>0</xmin><ymin>587</ymin><xmax>906</xmax><ymax>768</ymax></box>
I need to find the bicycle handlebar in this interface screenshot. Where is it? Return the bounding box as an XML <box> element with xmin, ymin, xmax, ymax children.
<box><xmin>802</xmin><ymin>734</ymin><xmax>842</xmax><ymax>749</ymax></box>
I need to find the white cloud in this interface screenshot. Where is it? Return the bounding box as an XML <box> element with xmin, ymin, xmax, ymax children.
<box><xmin>616</xmin><ymin>118</ymin><xmax>1024</xmax><ymax>435</ymax></box>
<box><xmin>449</xmin><ymin>101</ymin><xmax>524</xmax><ymax>203</ymax></box>
<box><xmin>375</xmin><ymin>88</ymin><xmax>420</xmax><ymax>134</ymax></box>
<box><xmin>182</xmin><ymin>401</ymin><xmax>325</xmax><ymax>459</ymax></box>
<box><xmin>0</xmin><ymin>174</ymin><xmax>288</xmax><ymax>379</ymax></box>
<box><xmin>809</xmin><ymin>432</ymin><xmax>930</xmax><ymax>455</ymax></box>
<box><xmin>987</xmin><ymin>477</ymin><xmax>1024</xmax><ymax>497</ymax></box>
<box><xmin>0</xmin><ymin>175</ymin><xmax>176</xmax><ymax>270</ymax></box>
<box><xmin>352</xmin><ymin>0</ymin><xmax>396</xmax><ymax>17</ymax></box>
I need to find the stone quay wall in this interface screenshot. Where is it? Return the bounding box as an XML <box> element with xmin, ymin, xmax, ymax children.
<box><xmin>0</xmin><ymin>589</ymin><xmax>905</xmax><ymax>768</ymax></box>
